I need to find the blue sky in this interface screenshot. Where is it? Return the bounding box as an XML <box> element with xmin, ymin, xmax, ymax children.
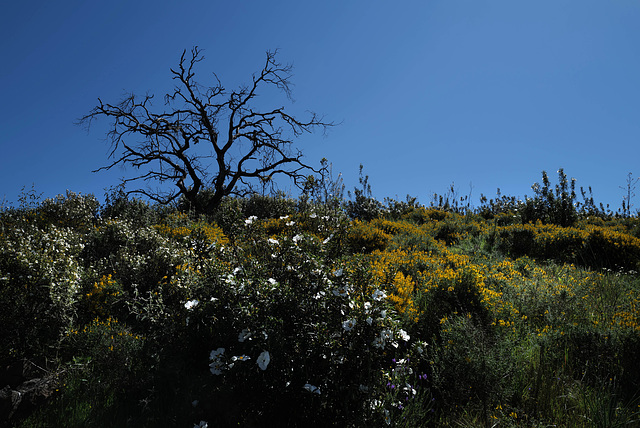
<box><xmin>2</xmin><ymin>1</ymin><xmax>640</xmax><ymax>211</ymax></box>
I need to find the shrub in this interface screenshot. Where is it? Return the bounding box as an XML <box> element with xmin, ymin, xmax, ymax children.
<box><xmin>520</xmin><ymin>169</ymin><xmax>578</xmax><ymax>227</ymax></box>
<box><xmin>39</xmin><ymin>192</ymin><xmax>99</xmax><ymax>231</ymax></box>
<box><xmin>101</xmin><ymin>188</ymin><xmax>164</xmax><ymax>227</ymax></box>
<box><xmin>347</xmin><ymin>220</ymin><xmax>391</xmax><ymax>253</ymax></box>
<box><xmin>0</xmin><ymin>221</ymin><xmax>84</xmax><ymax>359</ymax></box>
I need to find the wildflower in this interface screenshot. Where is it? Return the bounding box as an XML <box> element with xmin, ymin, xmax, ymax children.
<box><xmin>381</xmin><ymin>329</ymin><xmax>392</xmax><ymax>340</ymax></box>
<box><xmin>364</xmin><ymin>301</ymin><xmax>372</xmax><ymax>313</ymax></box>
<box><xmin>245</xmin><ymin>216</ymin><xmax>257</xmax><ymax>225</ymax></box>
<box><xmin>384</xmin><ymin>409</ymin><xmax>391</xmax><ymax>425</ymax></box>
<box><xmin>286</xmin><ymin>221</ymin><xmax>295</xmax><ymax>226</ymax></box>
<box><xmin>257</xmin><ymin>350</ymin><xmax>270</xmax><ymax>370</ymax></box>
<box><xmin>398</xmin><ymin>329</ymin><xmax>410</xmax><ymax>341</ymax></box>
<box><xmin>209</xmin><ymin>347</ymin><xmax>226</xmax><ymax>375</ymax></box>
<box><xmin>231</xmin><ymin>355</ymin><xmax>251</xmax><ymax>362</ymax></box>
<box><xmin>209</xmin><ymin>360</ymin><xmax>224</xmax><ymax>375</ymax></box>
<box><xmin>303</xmin><ymin>383</ymin><xmax>321</xmax><ymax>394</ymax></box>
<box><xmin>292</xmin><ymin>234</ymin><xmax>303</xmax><ymax>244</ymax></box>
<box><xmin>332</xmin><ymin>285</ymin><xmax>349</xmax><ymax>297</ymax></box>
<box><xmin>210</xmin><ymin>347</ymin><xmax>225</xmax><ymax>359</ymax></box>
<box><xmin>373</xmin><ymin>337</ymin><xmax>385</xmax><ymax>349</ymax></box>
<box><xmin>238</xmin><ymin>328</ymin><xmax>252</xmax><ymax>342</ymax></box>
<box><xmin>366</xmin><ymin>317</ymin><xmax>373</xmax><ymax>325</ymax></box>
<box><xmin>342</xmin><ymin>318</ymin><xmax>356</xmax><ymax>331</ymax></box>
<box><xmin>268</xmin><ymin>238</ymin><xmax>279</xmax><ymax>245</ymax></box>
<box><xmin>268</xmin><ymin>278</ymin><xmax>277</xmax><ymax>285</ymax></box>
<box><xmin>184</xmin><ymin>299</ymin><xmax>199</xmax><ymax>310</ymax></box>
<box><xmin>372</xmin><ymin>289</ymin><xmax>386</xmax><ymax>301</ymax></box>
<box><xmin>333</xmin><ymin>268</ymin><xmax>343</xmax><ymax>277</ymax></box>
<box><xmin>403</xmin><ymin>383</ymin><xmax>417</xmax><ymax>395</ymax></box>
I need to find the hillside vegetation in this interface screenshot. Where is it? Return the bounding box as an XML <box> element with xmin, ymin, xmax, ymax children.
<box><xmin>2</xmin><ymin>179</ymin><xmax>640</xmax><ymax>427</ymax></box>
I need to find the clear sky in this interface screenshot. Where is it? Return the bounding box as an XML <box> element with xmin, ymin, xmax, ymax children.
<box><xmin>2</xmin><ymin>1</ymin><xmax>639</xmax><ymax>211</ymax></box>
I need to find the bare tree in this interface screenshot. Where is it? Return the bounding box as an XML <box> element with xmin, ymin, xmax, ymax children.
<box><xmin>79</xmin><ymin>47</ymin><xmax>332</xmax><ymax>212</ymax></box>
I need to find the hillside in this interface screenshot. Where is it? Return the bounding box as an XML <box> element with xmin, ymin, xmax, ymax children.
<box><xmin>1</xmin><ymin>190</ymin><xmax>639</xmax><ymax>427</ymax></box>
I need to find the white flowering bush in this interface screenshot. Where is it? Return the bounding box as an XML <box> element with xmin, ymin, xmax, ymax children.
<box><xmin>0</xmin><ymin>218</ymin><xmax>85</xmax><ymax>358</ymax></box>
<box><xmin>169</xmin><ymin>214</ymin><xmax>417</xmax><ymax>426</ymax></box>
<box><xmin>2</xmin><ymin>193</ymin><xmax>429</xmax><ymax>427</ymax></box>
<box><xmin>38</xmin><ymin>191</ymin><xmax>99</xmax><ymax>231</ymax></box>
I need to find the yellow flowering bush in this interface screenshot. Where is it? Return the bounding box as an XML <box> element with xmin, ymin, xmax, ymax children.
<box><xmin>387</xmin><ymin>271</ymin><xmax>418</xmax><ymax>321</ymax></box>
<box><xmin>347</xmin><ymin>219</ymin><xmax>391</xmax><ymax>253</ymax></box>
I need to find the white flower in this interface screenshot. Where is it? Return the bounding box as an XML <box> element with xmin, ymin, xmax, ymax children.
<box><xmin>332</xmin><ymin>286</ymin><xmax>349</xmax><ymax>297</ymax></box>
<box><xmin>279</xmin><ymin>215</ymin><xmax>289</xmax><ymax>220</ymax></box>
<box><xmin>231</xmin><ymin>355</ymin><xmax>251</xmax><ymax>362</ymax></box>
<box><xmin>372</xmin><ymin>337</ymin><xmax>385</xmax><ymax>349</ymax></box>
<box><xmin>303</xmin><ymin>383</ymin><xmax>321</xmax><ymax>394</ymax></box>
<box><xmin>256</xmin><ymin>351</ymin><xmax>270</xmax><ymax>370</ymax></box>
<box><xmin>366</xmin><ymin>317</ymin><xmax>373</xmax><ymax>325</ymax></box>
<box><xmin>286</xmin><ymin>221</ymin><xmax>295</xmax><ymax>226</ymax></box>
<box><xmin>370</xmin><ymin>399</ymin><xmax>382</xmax><ymax>409</ymax></box>
<box><xmin>194</xmin><ymin>421</ymin><xmax>208</xmax><ymax>428</ymax></box>
<box><xmin>184</xmin><ymin>299</ymin><xmax>199</xmax><ymax>310</ymax></box>
<box><xmin>398</xmin><ymin>329</ymin><xmax>410</xmax><ymax>341</ymax></box>
<box><xmin>403</xmin><ymin>384</ymin><xmax>417</xmax><ymax>395</ymax></box>
<box><xmin>268</xmin><ymin>278</ymin><xmax>277</xmax><ymax>285</ymax></box>
<box><xmin>268</xmin><ymin>238</ymin><xmax>279</xmax><ymax>245</ymax></box>
<box><xmin>292</xmin><ymin>234</ymin><xmax>303</xmax><ymax>244</ymax></box>
<box><xmin>209</xmin><ymin>347</ymin><xmax>226</xmax><ymax>375</ymax></box>
<box><xmin>245</xmin><ymin>216</ymin><xmax>257</xmax><ymax>225</ymax></box>
<box><xmin>333</xmin><ymin>268</ymin><xmax>343</xmax><ymax>277</ymax></box>
<box><xmin>310</xmin><ymin>213</ymin><xmax>317</xmax><ymax>219</ymax></box>
<box><xmin>342</xmin><ymin>318</ymin><xmax>356</xmax><ymax>331</ymax></box>
<box><xmin>372</xmin><ymin>289</ymin><xmax>387</xmax><ymax>301</ymax></box>
<box><xmin>364</xmin><ymin>302</ymin><xmax>372</xmax><ymax>313</ymax></box>
<box><xmin>209</xmin><ymin>360</ymin><xmax>224</xmax><ymax>375</ymax></box>
<box><xmin>384</xmin><ymin>409</ymin><xmax>391</xmax><ymax>425</ymax></box>
<box><xmin>238</xmin><ymin>328</ymin><xmax>252</xmax><ymax>342</ymax></box>
<box><xmin>210</xmin><ymin>347</ymin><xmax>225</xmax><ymax>359</ymax></box>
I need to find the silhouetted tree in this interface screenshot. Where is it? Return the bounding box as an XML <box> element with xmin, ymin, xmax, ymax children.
<box><xmin>80</xmin><ymin>47</ymin><xmax>332</xmax><ymax>212</ymax></box>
